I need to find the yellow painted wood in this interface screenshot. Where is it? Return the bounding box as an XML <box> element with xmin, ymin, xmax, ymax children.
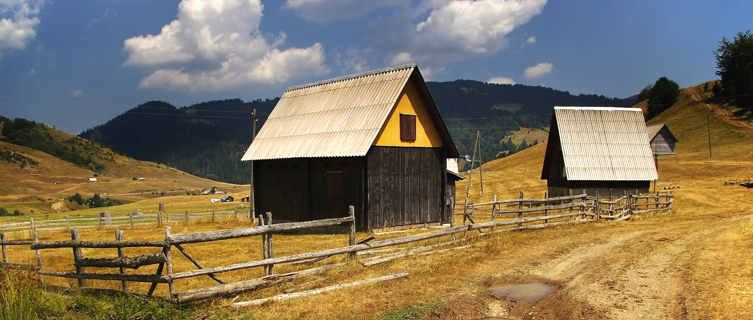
<box><xmin>374</xmin><ymin>80</ymin><xmax>443</xmax><ymax>148</ymax></box>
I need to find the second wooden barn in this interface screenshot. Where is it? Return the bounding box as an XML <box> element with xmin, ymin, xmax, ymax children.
<box><xmin>541</xmin><ymin>106</ymin><xmax>658</xmax><ymax>197</ymax></box>
<box><xmin>241</xmin><ymin>64</ymin><xmax>459</xmax><ymax>230</ymax></box>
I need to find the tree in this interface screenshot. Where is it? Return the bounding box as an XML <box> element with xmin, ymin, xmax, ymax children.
<box><xmin>715</xmin><ymin>30</ymin><xmax>753</xmax><ymax>109</ymax></box>
<box><xmin>646</xmin><ymin>77</ymin><xmax>680</xmax><ymax>119</ymax></box>
<box><xmin>637</xmin><ymin>84</ymin><xmax>653</xmax><ymax>102</ymax></box>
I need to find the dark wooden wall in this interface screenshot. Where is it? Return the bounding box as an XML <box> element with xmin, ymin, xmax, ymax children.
<box><xmin>254</xmin><ymin>158</ymin><xmax>365</xmax><ymax>225</ymax></box>
<box><xmin>366</xmin><ymin>147</ymin><xmax>446</xmax><ymax>229</ymax></box>
<box><xmin>548</xmin><ymin>180</ymin><xmax>650</xmax><ymax>197</ymax></box>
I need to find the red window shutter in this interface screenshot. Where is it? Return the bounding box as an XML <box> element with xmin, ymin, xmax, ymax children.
<box><xmin>400</xmin><ymin>114</ymin><xmax>416</xmax><ymax>142</ymax></box>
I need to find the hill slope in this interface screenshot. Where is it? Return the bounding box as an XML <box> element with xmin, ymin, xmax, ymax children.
<box><xmin>0</xmin><ymin>117</ymin><xmax>242</xmax><ymax>215</ymax></box>
<box><xmin>81</xmin><ymin>81</ymin><xmax>634</xmax><ymax>183</ymax></box>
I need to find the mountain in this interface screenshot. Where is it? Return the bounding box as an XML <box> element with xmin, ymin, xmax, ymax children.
<box><xmin>0</xmin><ymin>116</ymin><xmax>242</xmax><ymax>214</ymax></box>
<box><xmin>80</xmin><ymin>81</ymin><xmax>635</xmax><ymax>184</ymax></box>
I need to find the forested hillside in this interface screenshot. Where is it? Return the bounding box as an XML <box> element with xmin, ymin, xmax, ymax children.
<box><xmin>81</xmin><ymin>81</ymin><xmax>634</xmax><ymax>183</ymax></box>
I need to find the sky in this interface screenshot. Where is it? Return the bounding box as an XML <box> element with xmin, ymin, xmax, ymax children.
<box><xmin>0</xmin><ymin>0</ymin><xmax>751</xmax><ymax>134</ymax></box>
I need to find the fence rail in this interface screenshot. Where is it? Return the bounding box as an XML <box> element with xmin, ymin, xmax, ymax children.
<box><xmin>0</xmin><ymin>191</ymin><xmax>673</xmax><ymax>305</ymax></box>
<box><xmin>0</xmin><ymin>207</ymin><xmax>248</xmax><ymax>233</ymax></box>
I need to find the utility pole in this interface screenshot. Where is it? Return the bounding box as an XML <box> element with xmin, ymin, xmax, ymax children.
<box><xmin>250</xmin><ymin>108</ymin><xmax>257</xmax><ymax>220</ymax></box>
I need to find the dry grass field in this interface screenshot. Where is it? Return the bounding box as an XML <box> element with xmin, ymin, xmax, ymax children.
<box><xmin>2</xmin><ymin>82</ymin><xmax>753</xmax><ymax>319</ymax></box>
<box><xmin>0</xmin><ymin>127</ymin><xmax>245</xmax><ymax>218</ymax></box>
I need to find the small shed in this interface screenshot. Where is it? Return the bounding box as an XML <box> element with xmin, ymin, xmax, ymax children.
<box><xmin>646</xmin><ymin>123</ymin><xmax>678</xmax><ymax>155</ymax></box>
<box><xmin>242</xmin><ymin>64</ymin><xmax>459</xmax><ymax>230</ymax></box>
<box><xmin>541</xmin><ymin>106</ymin><xmax>658</xmax><ymax>197</ymax></box>
<box><xmin>445</xmin><ymin>158</ymin><xmax>464</xmax><ymax>213</ymax></box>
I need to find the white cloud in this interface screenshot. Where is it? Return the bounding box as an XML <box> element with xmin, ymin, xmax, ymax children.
<box><xmin>487</xmin><ymin>76</ymin><xmax>516</xmax><ymax>85</ymax></box>
<box><xmin>387</xmin><ymin>0</ymin><xmax>546</xmax><ymax>77</ymax></box>
<box><xmin>285</xmin><ymin>0</ymin><xmax>403</xmax><ymax>22</ymax></box>
<box><xmin>414</xmin><ymin>0</ymin><xmax>545</xmax><ymax>54</ymax></box>
<box><xmin>124</xmin><ymin>0</ymin><xmax>328</xmax><ymax>92</ymax></box>
<box><xmin>0</xmin><ymin>0</ymin><xmax>44</xmax><ymax>59</ymax></box>
<box><xmin>71</xmin><ymin>89</ymin><xmax>84</xmax><ymax>98</ymax></box>
<box><xmin>526</xmin><ymin>36</ymin><xmax>536</xmax><ymax>44</ymax></box>
<box><xmin>524</xmin><ymin>62</ymin><xmax>553</xmax><ymax>79</ymax></box>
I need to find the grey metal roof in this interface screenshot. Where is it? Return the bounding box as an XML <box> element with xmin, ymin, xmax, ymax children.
<box><xmin>552</xmin><ymin>106</ymin><xmax>658</xmax><ymax>181</ymax></box>
<box><xmin>242</xmin><ymin>64</ymin><xmax>458</xmax><ymax>161</ymax></box>
<box><xmin>646</xmin><ymin>123</ymin><xmax>665</xmax><ymax>141</ymax></box>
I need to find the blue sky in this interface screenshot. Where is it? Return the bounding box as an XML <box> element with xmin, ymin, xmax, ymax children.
<box><xmin>1</xmin><ymin>0</ymin><xmax>751</xmax><ymax>133</ymax></box>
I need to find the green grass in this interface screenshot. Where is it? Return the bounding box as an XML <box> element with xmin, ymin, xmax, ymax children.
<box><xmin>378</xmin><ymin>301</ymin><xmax>441</xmax><ymax>320</ymax></box>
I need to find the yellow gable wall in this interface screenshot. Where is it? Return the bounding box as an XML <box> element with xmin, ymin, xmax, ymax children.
<box><xmin>374</xmin><ymin>80</ymin><xmax>444</xmax><ymax>148</ymax></box>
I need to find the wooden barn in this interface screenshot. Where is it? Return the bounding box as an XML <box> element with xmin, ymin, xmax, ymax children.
<box><xmin>646</xmin><ymin>123</ymin><xmax>678</xmax><ymax>155</ymax></box>
<box><xmin>241</xmin><ymin>64</ymin><xmax>459</xmax><ymax>230</ymax></box>
<box><xmin>541</xmin><ymin>106</ymin><xmax>658</xmax><ymax>197</ymax></box>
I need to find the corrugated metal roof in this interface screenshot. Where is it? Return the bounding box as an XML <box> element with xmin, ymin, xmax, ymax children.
<box><xmin>241</xmin><ymin>65</ymin><xmax>415</xmax><ymax>160</ymax></box>
<box><xmin>553</xmin><ymin>106</ymin><xmax>658</xmax><ymax>181</ymax></box>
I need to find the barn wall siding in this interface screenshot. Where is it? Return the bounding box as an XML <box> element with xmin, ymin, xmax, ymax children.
<box><xmin>366</xmin><ymin>147</ymin><xmax>445</xmax><ymax>229</ymax></box>
<box><xmin>254</xmin><ymin>158</ymin><xmax>364</xmax><ymax>223</ymax></box>
<box><xmin>547</xmin><ymin>180</ymin><xmax>650</xmax><ymax>197</ymax></box>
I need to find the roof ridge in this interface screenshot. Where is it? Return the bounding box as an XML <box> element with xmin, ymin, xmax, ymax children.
<box><xmin>285</xmin><ymin>64</ymin><xmax>416</xmax><ymax>92</ymax></box>
<box><xmin>554</xmin><ymin>106</ymin><xmax>642</xmax><ymax>112</ymax></box>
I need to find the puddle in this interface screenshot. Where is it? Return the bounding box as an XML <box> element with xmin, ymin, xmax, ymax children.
<box><xmin>489</xmin><ymin>282</ymin><xmax>554</xmax><ymax>302</ymax></box>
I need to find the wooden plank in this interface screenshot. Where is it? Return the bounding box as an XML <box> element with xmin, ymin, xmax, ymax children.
<box><xmin>170</xmin><ymin>225</ymin><xmax>470</xmax><ymax>280</ymax></box>
<box><xmin>70</xmin><ymin>229</ymin><xmax>85</xmax><ymax>288</ymax></box>
<box><xmin>168</xmin><ymin>216</ymin><xmax>354</xmax><ymax>244</ymax></box>
<box><xmin>115</xmin><ymin>230</ymin><xmax>128</xmax><ymax>292</ymax></box>
<box><xmin>38</xmin><ymin>270</ymin><xmax>167</xmax><ymax>283</ymax></box>
<box><xmin>32</xmin><ymin>240</ymin><xmax>166</xmax><ymax>249</ymax></box>
<box><xmin>233</xmin><ymin>273</ymin><xmax>409</xmax><ymax>307</ymax></box>
<box><xmin>173</xmin><ymin>244</ymin><xmax>225</xmax><ymax>284</ymax></box>
<box><xmin>471</xmin><ymin>193</ymin><xmax>588</xmax><ymax>207</ymax></box>
<box><xmin>496</xmin><ymin>201</ymin><xmax>585</xmax><ymax>215</ymax></box>
<box><xmin>174</xmin><ymin>262</ymin><xmax>344</xmax><ymax>303</ymax></box>
<box><xmin>147</xmin><ymin>262</ymin><xmax>165</xmax><ymax>296</ymax></box>
<box><xmin>164</xmin><ymin>227</ymin><xmax>174</xmax><ymax>299</ymax></box>
<box><xmin>0</xmin><ymin>233</ymin><xmax>5</xmax><ymax>263</ymax></box>
<box><xmin>348</xmin><ymin>205</ymin><xmax>356</xmax><ymax>261</ymax></box>
<box><xmin>76</xmin><ymin>252</ymin><xmax>166</xmax><ymax>268</ymax></box>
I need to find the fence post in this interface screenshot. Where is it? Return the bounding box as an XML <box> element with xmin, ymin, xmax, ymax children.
<box><xmin>518</xmin><ymin>191</ymin><xmax>524</xmax><ymax>229</ymax></box>
<box><xmin>490</xmin><ymin>195</ymin><xmax>496</xmax><ymax>232</ymax></box>
<box><xmin>544</xmin><ymin>192</ymin><xmax>549</xmax><ymax>224</ymax></box>
<box><xmin>164</xmin><ymin>227</ymin><xmax>174</xmax><ymax>300</ymax></box>
<box><xmin>265</xmin><ymin>212</ymin><xmax>273</xmax><ymax>275</ymax></box>
<box><xmin>185</xmin><ymin>211</ymin><xmax>190</xmax><ymax>225</ymax></box>
<box><xmin>32</xmin><ymin>219</ymin><xmax>43</xmax><ymax>286</ymax></box>
<box><xmin>0</xmin><ymin>233</ymin><xmax>6</xmax><ymax>263</ymax></box>
<box><xmin>234</xmin><ymin>209</ymin><xmax>239</xmax><ymax>221</ymax></box>
<box><xmin>211</xmin><ymin>204</ymin><xmax>216</xmax><ymax>223</ymax></box>
<box><xmin>157</xmin><ymin>203</ymin><xmax>164</xmax><ymax>227</ymax></box>
<box><xmin>129</xmin><ymin>213</ymin><xmax>135</xmax><ymax>229</ymax></box>
<box><xmin>115</xmin><ymin>230</ymin><xmax>128</xmax><ymax>292</ymax></box>
<box><xmin>259</xmin><ymin>215</ymin><xmax>268</xmax><ymax>275</ymax></box>
<box><xmin>595</xmin><ymin>191</ymin><xmax>600</xmax><ymax>222</ymax></box>
<box><xmin>348</xmin><ymin>205</ymin><xmax>356</xmax><ymax>261</ymax></box>
<box><xmin>66</xmin><ymin>214</ymin><xmax>71</xmax><ymax>231</ymax></box>
<box><xmin>70</xmin><ymin>228</ymin><xmax>85</xmax><ymax>288</ymax></box>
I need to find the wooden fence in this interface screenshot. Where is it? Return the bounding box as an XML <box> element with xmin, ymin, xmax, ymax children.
<box><xmin>0</xmin><ymin>192</ymin><xmax>673</xmax><ymax>304</ymax></box>
<box><xmin>0</xmin><ymin>207</ymin><xmax>249</xmax><ymax>233</ymax></box>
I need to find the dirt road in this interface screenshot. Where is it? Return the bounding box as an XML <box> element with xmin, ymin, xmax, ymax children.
<box><xmin>479</xmin><ymin>213</ymin><xmax>753</xmax><ymax>320</ymax></box>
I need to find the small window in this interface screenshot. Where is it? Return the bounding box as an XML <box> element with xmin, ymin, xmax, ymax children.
<box><xmin>400</xmin><ymin>114</ymin><xmax>416</xmax><ymax>142</ymax></box>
